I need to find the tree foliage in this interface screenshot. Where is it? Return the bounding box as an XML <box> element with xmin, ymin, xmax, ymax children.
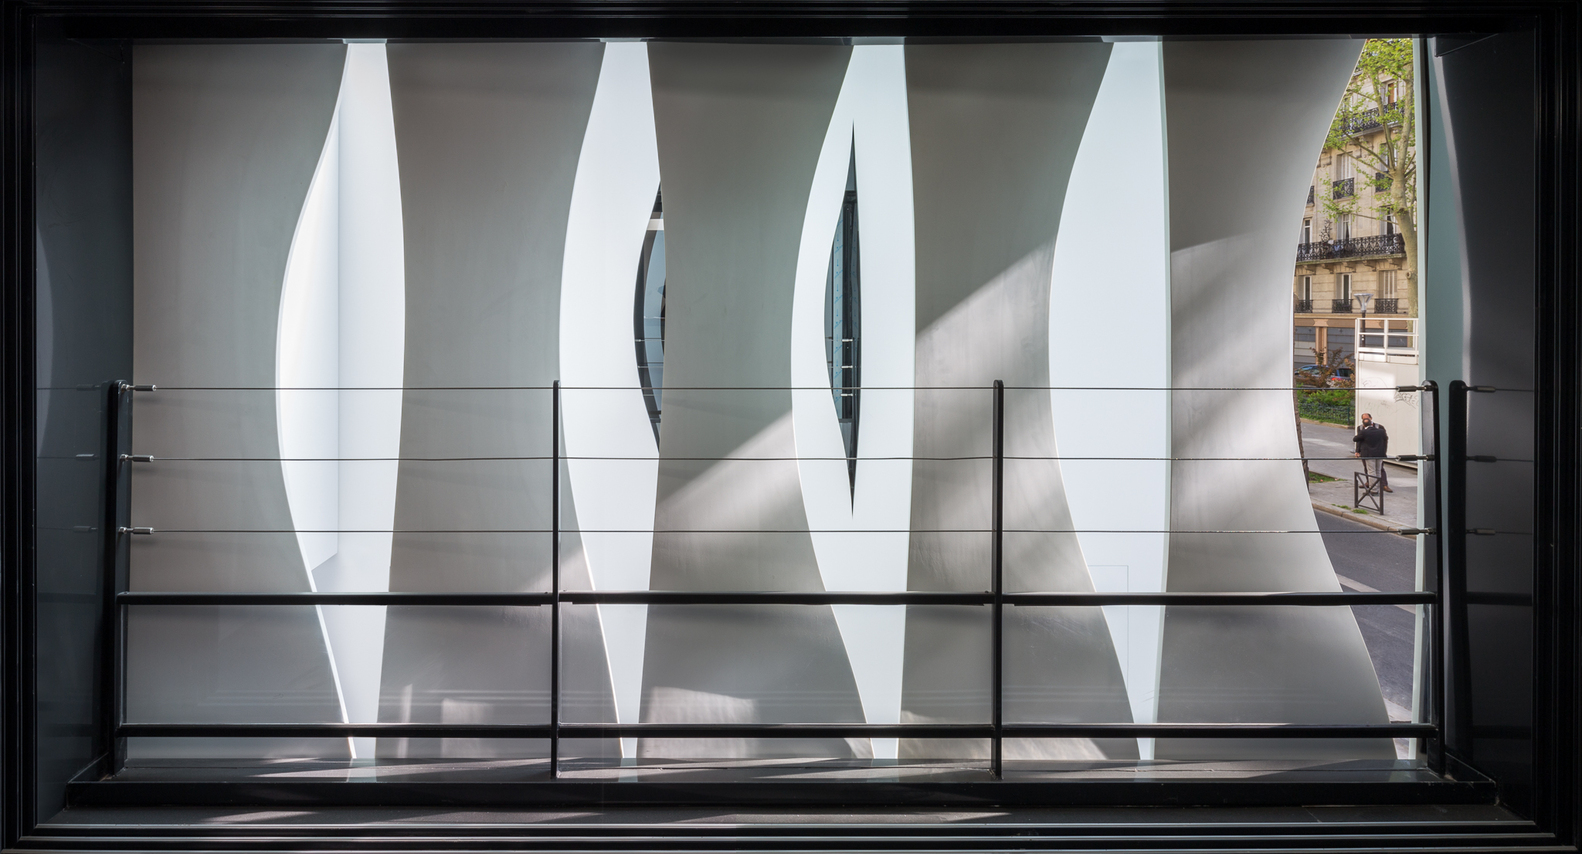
<box><xmin>1320</xmin><ymin>39</ymin><xmax>1414</xmax><ymax>225</ymax></box>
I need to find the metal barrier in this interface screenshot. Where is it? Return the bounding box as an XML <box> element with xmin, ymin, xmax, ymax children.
<box><xmin>96</xmin><ymin>380</ymin><xmax>1447</xmax><ymax>779</ymax></box>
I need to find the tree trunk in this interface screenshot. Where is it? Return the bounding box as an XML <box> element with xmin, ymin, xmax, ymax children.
<box><xmin>1394</xmin><ymin>179</ymin><xmax>1418</xmax><ymax>318</ymax></box>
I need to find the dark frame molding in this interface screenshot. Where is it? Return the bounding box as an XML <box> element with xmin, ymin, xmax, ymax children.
<box><xmin>2</xmin><ymin>1</ymin><xmax>1577</xmax><ymax>850</ymax></box>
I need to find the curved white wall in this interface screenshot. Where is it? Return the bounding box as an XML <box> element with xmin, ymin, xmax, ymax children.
<box><xmin>1157</xmin><ymin>39</ymin><xmax>1391</xmax><ymax>761</ymax></box>
<box><xmin>128</xmin><ymin>40</ymin><xmax>1401</xmax><ymax>766</ymax></box>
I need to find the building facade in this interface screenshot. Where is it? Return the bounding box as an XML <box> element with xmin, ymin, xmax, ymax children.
<box><xmin>1292</xmin><ymin>54</ymin><xmax>1415</xmax><ymax>371</ymax></box>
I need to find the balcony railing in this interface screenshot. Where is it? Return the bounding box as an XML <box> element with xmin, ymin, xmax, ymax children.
<box><xmin>1296</xmin><ymin>233</ymin><xmax>1406</xmax><ymax>263</ymax></box>
<box><xmin>1331</xmin><ymin>177</ymin><xmax>1355</xmax><ymax>199</ymax></box>
<box><xmin>1307</xmin><ymin>185</ymin><xmax>1315</xmax><ymax>205</ymax></box>
<box><xmin>1341</xmin><ymin>104</ymin><xmax>1402</xmax><ymax>136</ymax></box>
<box><xmin>1294</xmin><ymin>298</ymin><xmax>1314</xmax><ymax>313</ymax></box>
<box><xmin>1331</xmin><ymin>299</ymin><xmax>1354</xmax><ymax>314</ymax></box>
<box><xmin>1375</xmin><ymin>297</ymin><xmax>1401</xmax><ymax>314</ymax></box>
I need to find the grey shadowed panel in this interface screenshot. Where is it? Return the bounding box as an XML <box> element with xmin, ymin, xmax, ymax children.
<box><xmin>128</xmin><ymin>43</ymin><xmax>348</xmax><ymax>759</ymax></box>
<box><xmin>378</xmin><ymin>43</ymin><xmax>613</xmax><ymax>760</ymax></box>
<box><xmin>35</xmin><ymin>36</ymin><xmax>132</xmax><ymax>820</ymax></box>
<box><xmin>1428</xmin><ymin>31</ymin><xmax>1536</xmax><ymax>806</ymax></box>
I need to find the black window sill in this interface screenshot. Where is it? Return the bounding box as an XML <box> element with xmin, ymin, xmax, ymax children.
<box><xmin>24</xmin><ymin>800</ymin><xmax>1554</xmax><ymax>854</ymax></box>
<box><xmin>61</xmin><ymin>756</ymin><xmax>1500</xmax><ymax>810</ymax></box>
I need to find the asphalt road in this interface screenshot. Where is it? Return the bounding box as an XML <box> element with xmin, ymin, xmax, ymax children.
<box><xmin>1316</xmin><ymin>510</ymin><xmax>1418</xmax><ymax>720</ymax></box>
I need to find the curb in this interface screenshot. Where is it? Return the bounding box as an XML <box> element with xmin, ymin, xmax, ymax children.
<box><xmin>1311</xmin><ymin>500</ymin><xmax>1415</xmax><ymax>536</ymax></box>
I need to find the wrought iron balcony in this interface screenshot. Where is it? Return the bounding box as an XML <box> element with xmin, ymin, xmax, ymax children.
<box><xmin>1375</xmin><ymin>297</ymin><xmax>1401</xmax><ymax>314</ymax></box>
<box><xmin>1295</xmin><ymin>233</ymin><xmax>1406</xmax><ymax>263</ymax></box>
<box><xmin>1307</xmin><ymin>185</ymin><xmax>1315</xmax><ymax>205</ymax></box>
<box><xmin>1332</xmin><ymin>177</ymin><xmax>1355</xmax><ymax>199</ymax></box>
<box><xmin>1331</xmin><ymin>299</ymin><xmax>1354</xmax><ymax>314</ymax></box>
<box><xmin>1294</xmin><ymin>298</ymin><xmax>1314</xmax><ymax>313</ymax></box>
<box><xmin>1342</xmin><ymin>107</ymin><xmax>1385</xmax><ymax>134</ymax></box>
<box><xmin>1340</xmin><ymin>104</ymin><xmax>1402</xmax><ymax>136</ymax></box>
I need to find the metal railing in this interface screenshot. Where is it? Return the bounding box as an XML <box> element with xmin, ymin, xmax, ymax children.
<box><xmin>1357</xmin><ymin>317</ymin><xmax>1418</xmax><ymax>356</ymax></box>
<box><xmin>1332</xmin><ymin>177</ymin><xmax>1355</xmax><ymax>199</ymax></box>
<box><xmin>1331</xmin><ymin>298</ymin><xmax>1355</xmax><ymax>314</ymax></box>
<box><xmin>1297</xmin><ymin>233</ymin><xmax>1407</xmax><ymax>263</ymax></box>
<box><xmin>1294</xmin><ymin>298</ymin><xmax>1314</xmax><ymax>313</ymax></box>
<box><xmin>95</xmin><ymin>380</ymin><xmax>1448</xmax><ymax>780</ymax></box>
<box><xmin>1341</xmin><ymin>105</ymin><xmax>1402</xmax><ymax>136</ymax></box>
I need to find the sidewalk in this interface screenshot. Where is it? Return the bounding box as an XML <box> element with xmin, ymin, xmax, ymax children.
<box><xmin>1299</xmin><ymin>420</ymin><xmax>1419</xmax><ymax>531</ymax></box>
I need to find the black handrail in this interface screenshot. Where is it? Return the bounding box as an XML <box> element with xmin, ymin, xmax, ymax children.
<box><xmin>101</xmin><ymin>380</ymin><xmax>1448</xmax><ymax>777</ymax></box>
<box><xmin>1446</xmin><ymin>381</ymin><xmax>1474</xmax><ymax>759</ymax></box>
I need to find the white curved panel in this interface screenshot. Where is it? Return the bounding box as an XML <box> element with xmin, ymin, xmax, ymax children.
<box><xmin>1158</xmin><ymin>39</ymin><xmax>1391</xmax><ymax>760</ymax></box>
<box><xmin>324</xmin><ymin>43</ymin><xmax>406</xmax><ymax>760</ymax></box>
<box><xmin>791</xmin><ymin>45</ymin><xmax>915</xmax><ymax>760</ymax></box>
<box><xmin>277</xmin><ymin>94</ymin><xmax>349</xmax><ymax>737</ymax></box>
<box><xmin>902</xmin><ymin>42</ymin><xmax>1137</xmax><ymax>761</ymax></box>
<box><xmin>1047</xmin><ymin>42</ymin><xmax>1171</xmax><ymax>758</ymax></box>
<box><xmin>277</xmin><ymin>43</ymin><xmax>408</xmax><ymax>759</ymax></box>
<box><xmin>560</xmin><ymin>42</ymin><xmax>662</xmax><ymax>759</ymax></box>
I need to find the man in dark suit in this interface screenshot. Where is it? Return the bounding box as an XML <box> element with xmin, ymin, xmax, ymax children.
<box><xmin>1353</xmin><ymin>412</ymin><xmax>1391</xmax><ymax>492</ymax></box>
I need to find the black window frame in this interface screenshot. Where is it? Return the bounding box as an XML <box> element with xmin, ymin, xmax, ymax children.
<box><xmin>2</xmin><ymin>1</ymin><xmax>1578</xmax><ymax>849</ymax></box>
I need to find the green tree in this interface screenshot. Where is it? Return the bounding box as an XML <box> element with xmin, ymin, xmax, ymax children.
<box><xmin>1319</xmin><ymin>38</ymin><xmax>1418</xmax><ymax>316</ymax></box>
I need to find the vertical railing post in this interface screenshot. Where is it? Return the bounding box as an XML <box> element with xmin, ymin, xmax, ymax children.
<box><xmin>1424</xmin><ymin>380</ymin><xmax>1446</xmax><ymax>774</ymax></box>
<box><xmin>991</xmin><ymin>380</ymin><xmax>1004</xmax><ymax>780</ymax></box>
<box><xmin>550</xmin><ymin>381</ymin><xmax>561</xmax><ymax>779</ymax></box>
<box><xmin>99</xmin><ymin>381</ymin><xmax>127</xmax><ymax>775</ymax></box>
<box><xmin>1446</xmin><ymin>380</ymin><xmax>1473</xmax><ymax>759</ymax></box>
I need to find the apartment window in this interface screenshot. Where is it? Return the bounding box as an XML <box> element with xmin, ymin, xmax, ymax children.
<box><xmin>1302</xmin><ymin>217</ymin><xmax>1312</xmax><ymax>244</ymax></box>
<box><xmin>1301</xmin><ymin>275</ymin><xmax>1313</xmax><ymax>300</ymax></box>
<box><xmin>1382</xmin><ymin>269</ymin><xmax>1397</xmax><ymax>297</ymax></box>
<box><xmin>1338</xmin><ymin>213</ymin><xmax>1352</xmax><ymax>240</ymax></box>
<box><xmin>1340</xmin><ymin>272</ymin><xmax>1353</xmax><ymax>301</ymax></box>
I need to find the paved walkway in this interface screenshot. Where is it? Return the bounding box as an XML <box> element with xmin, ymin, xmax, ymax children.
<box><xmin>1298</xmin><ymin>420</ymin><xmax>1420</xmax><ymax>531</ymax></box>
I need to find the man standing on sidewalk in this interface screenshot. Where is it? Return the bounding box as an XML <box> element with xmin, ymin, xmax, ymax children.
<box><xmin>1353</xmin><ymin>412</ymin><xmax>1391</xmax><ymax>492</ymax></box>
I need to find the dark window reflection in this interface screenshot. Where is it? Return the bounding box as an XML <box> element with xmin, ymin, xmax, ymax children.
<box><xmin>634</xmin><ymin>189</ymin><xmax>665</xmax><ymax>442</ymax></box>
<box><xmin>825</xmin><ymin>147</ymin><xmax>860</xmax><ymax>494</ymax></box>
